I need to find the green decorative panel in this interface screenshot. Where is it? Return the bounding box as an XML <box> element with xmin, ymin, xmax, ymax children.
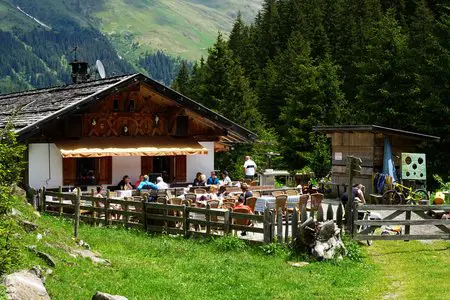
<box><xmin>401</xmin><ymin>153</ymin><xmax>426</xmax><ymax>180</ymax></box>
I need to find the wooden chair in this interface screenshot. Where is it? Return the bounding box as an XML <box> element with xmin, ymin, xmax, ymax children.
<box><xmin>156</xmin><ymin>197</ymin><xmax>167</xmax><ymax>204</ymax></box>
<box><xmin>246</xmin><ymin>197</ymin><xmax>257</xmax><ymax>213</ymax></box>
<box><xmin>309</xmin><ymin>193</ymin><xmax>324</xmax><ymax>211</ymax></box>
<box><xmin>286</xmin><ymin>190</ymin><xmax>298</xmax><ymax>196</ymax></box>
<box><xmin>181</xmin><ymin>199</ymin><xmax>192</xmax><ymax>207</ymax></box>
<box><xmin>272</xmin><ymin>190</ymin><xmax>285</xmax><ymax>197</ymax></box>
<box><xmin>250</xmin><ymin>180</ymin><xmax>259</xmax><ymax>186</ymax></box>
<box><xmin>185</xmin><ymin>193</ymin><xmax>197</xmax><ymax>202</ymax></box>
<box><xmin>222</xmin><ymin>199</ymin><xmax>235</xmax><ymax>210</ymax></box>
<box><xmin>275</xmin><ymin>195</ymin><xmax>288</xmax><ymax>221</ymax></box>
<box><xmin>287</xmin><ymin>194</ymin><xmax>309</xmax><ymax>214</ymax></box>
<box><xmin>171</xmin><ymin>197</ymin><xmax>183</xmax><ymax>205</ymax></box>
<box><xmin>208</xmin><ymin>200</ymin><xmax>220</xmax><ymax>208</ymax></box>
<box><xmin>194</xmin><ymin>188</ymin><xmax>207</xmax><ymax>194</ymax></box>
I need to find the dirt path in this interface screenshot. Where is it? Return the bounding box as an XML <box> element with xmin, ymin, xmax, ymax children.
<box><xmin>365</xmin><ymin>240</ymin><xmax>450</xmax><ymax>299</ymax></box>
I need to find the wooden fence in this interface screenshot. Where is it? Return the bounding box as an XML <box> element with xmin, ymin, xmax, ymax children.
<box><xmin>39</xmin><ymin>188</ymin><xmax>345</xmax><ymax>244</ymax></box>
<box><xmin>353</xmin><ymin>204</ymin><xmax>450</xmax><ymax>241</ymax></box>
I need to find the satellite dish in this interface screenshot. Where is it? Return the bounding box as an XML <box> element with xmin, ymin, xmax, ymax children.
<box><xmin>96</xmin><ymin>59</ymin><xmax>106</xmax><ymax>79</ymax></box>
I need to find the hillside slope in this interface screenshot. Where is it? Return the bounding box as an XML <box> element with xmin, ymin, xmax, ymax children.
<box><xmin>0</xmin><ymin>0</ymin><xmax>261</xmax><ymax>93</ymax></box>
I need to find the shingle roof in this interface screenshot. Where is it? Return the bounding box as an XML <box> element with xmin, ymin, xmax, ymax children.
<box><xmin>0</xmin><ymin>74</ymin><xmax>134</xmax><ymax>130</ymax></box>
<box><xmin>0</xmin><ymin>73</ymin><xmax>257</xmax><ymax>143</ymax></box>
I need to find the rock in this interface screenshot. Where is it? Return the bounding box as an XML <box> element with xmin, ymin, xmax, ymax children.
<box><xmin>4</xmin><ymin>270</ymin><xmax>50</xmax><ymax>300</ymax></box>
<box><xmin>20</xmin><ymin>220</ymin><xmax>38</xmax><ymax>232</ymax></box>
<box><xmin>11</xmin><ymin>208</ymin><xmax>22</xmax><ymax>216</ymax></box>
<box><xmin>28</xmin><ymin>247</ymin><xmax>56</xmax><ymax>267</ymax></box>
<box><xmin>36</xmin><ymin>233</ymin><xmax>43</xmax><ymax>241</ymax></box>
<box><xmin>92</xmin><ymin>291</ymin><xmax>128</xmax><ymax>300</ymax></box>
<box><xmin>72</xmin><ymin>249</ymin><xmax>111</xmax><ymax>266</ymax></box>
<box><xmin>317</xmin><ymin>221</ymin><xmax>337</xmax><ymax>241</ymax></box>
<box><xmin>33</xmin><ymin>211</ymin><xmax>41</xmax><ymax>218</ymax></box>
<box><xmin>287</xmin><ymin>261</ymin><xmax>309</xmax><ymax>268</ymax></box>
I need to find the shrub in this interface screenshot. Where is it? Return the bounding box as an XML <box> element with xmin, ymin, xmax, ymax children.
<box><xmin>213</xmin><ymin>236</ymin><xmax>247</xmax><ymax>252</ymax></box>
<box><xmin>259</xmin><ymin>243</ymin><xmax>286</xmax><ymax>256</ymax></box>
<box><xmin>342</xmin><ymin>236</ymin><xmax>365</xmax><ymax>262</ymax></box>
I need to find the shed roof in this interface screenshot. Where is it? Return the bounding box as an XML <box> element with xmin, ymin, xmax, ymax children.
<box><xmin>313</xmin><ymin>125</ymin><xmax>440</xmax><ymax>141</ymax></box>
<box><xmin>0</xmin><ymin>73</ymin><xmax>257</xmax><ymax>143</ymax></box>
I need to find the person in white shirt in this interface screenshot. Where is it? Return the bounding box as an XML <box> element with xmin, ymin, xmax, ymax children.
<box><xmin>221</xmin><ymin>171</ymin><xmax>232</xmax><ymax>186</ymax></box>
<box><xmin>156</xmin><ymin>176</ymin><xmax>169</xmax><ymax>189</ymax></box>
<box><xmin>243</xmin><ymin>156</ymin><xmax>257</xmax><ymax>180</ymax></box>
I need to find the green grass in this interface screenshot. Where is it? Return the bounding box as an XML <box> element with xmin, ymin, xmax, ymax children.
<box><xmin>366</xmin><ymin>240</ymin><xmax>450</xmax><ymax>299</ymax></box>
<box><xmin>6</xmin><ymin>196</ymin><xmax>450</xmax><ymax>299</ymax></box>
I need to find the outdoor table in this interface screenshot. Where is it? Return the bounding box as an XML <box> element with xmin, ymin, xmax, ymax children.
<box><xmin>179</xmin><ymin>193</ymin><xmax>211</xmax><ymax>201</ymax></box>
<box><xmin>254</xmin><ymin>195</ymin><xmax>300</xmax><ymax>213</ymax></box>
<box><xmin>116</xmin><ymin>190</ymin><xmax>132</xmax><ymax>198</ymax></box>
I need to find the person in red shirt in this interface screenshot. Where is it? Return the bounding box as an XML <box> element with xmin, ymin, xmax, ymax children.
<box><xmin>134</xmin><ymin>175</ymin><xmax>144</xmax><ymax>189</ymax></box>
<box><xmin>233</xmin><ymin>198</ymin><xmax>253</xmax><ymax>236</ymax></box>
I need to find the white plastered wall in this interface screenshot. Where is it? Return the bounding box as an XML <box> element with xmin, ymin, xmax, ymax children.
<box><xmin>28</xmin><ymin>143</ymin><xmax>63</xmax><ymax>189</ymax></box>
<box><xmin>112</xmin><ymin>156</ymin><xmax>141</xmax><ymax>186</ymax></box>
<box><xmin>186</xmin><ymin>142</ymin><xmax>214</xmax><ymax>182</ymax></box>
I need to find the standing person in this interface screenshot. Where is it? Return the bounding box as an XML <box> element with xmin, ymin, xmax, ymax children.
<box><xmin>136</xmin><ymin>175</ymin><xmax>158</xmax><ymax>191</ymax></box>
<box><xmin>118</xmin><ymin>175</ymin><xmax>134</xmax><ymax>190</ymax></box>
<box><xmin>243</xmin><ymin>156</ymin><xmax>257</xmax><ymax>180</ymax></box>
<box><xmin>156</xmin><ymin>176</ymin><xmax>169</xmax><ymax>189</ymax></box>
<box><xmin>207</xmin><ymin>171</ymin><xmax>220</xmax><ymax>185</ymax></box>
<box><xmin>341</xmin><ymin>183</ymin><xmax>366</xmax><ymax>207</ymax></box>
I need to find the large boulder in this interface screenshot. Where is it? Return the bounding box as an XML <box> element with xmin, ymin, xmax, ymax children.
<box><xmin>4</xmin><ymin>270</ymin><xmax>50</xmax><ymax>300</ymax></box>
<box><xmin>92</xmin><ymin>291</ymin><xmax>128</xmax><ymax>300</ymax></box>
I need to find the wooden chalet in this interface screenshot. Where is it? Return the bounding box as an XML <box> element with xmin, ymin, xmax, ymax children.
<box><xmin>313</xmin><ymin>125</ymin><xmax>440</xmax><ymax>195</ymax></box>
<box><xmin>0</xmin><ymin>73</ymin><xmax>257</xmax><ymax>190</ymax></box>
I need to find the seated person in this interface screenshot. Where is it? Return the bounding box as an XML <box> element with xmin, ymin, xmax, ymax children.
<box><xmin>207</xmin><ymin>171</ymin><xmax>220</xmax><ymax>185</ymax></box>
<box><xmin>239</xmin><ymin>183</ymin><xmax>253</xmax><ymax>205</ymax></box>
<box><xmin>193</xmin><ymin>173</ymin><xmax>207</xmax><ymax>187</ymax></box>
<box><xmin>134</xmin><ymin>175</ymin><xmax>144</xmax><ymax>189</ymax></box>
<box><xmin>156</xmin><ymin>176</ymin><xmax>169</xmax><ymax>189</ymax></box>
<box><xmin>118</xmin><ymin>175</ymin><xmax>135</xmax><ymax>190</ymax></box>
<box><xmin>341</xmin><ymin>183</ymin><xmax>366</xmax><ymax>206</ymax></box>
<box><xmin>221</xmin><ymin>171</ymin><xmax>232</xmax><ymax>186</ymax></box>
<box><xmin>233</xmin><ymin>197</ymin><xmax>253</xmax><ymax>236</ymax></box>
<box><xmin>136</xmin><ymin>175</ymin><xmax>158</xmax><ymax>191</ymax></box>
<box><xmin>95</xmin><ymin>186</ymin><xmax>104</xmax><ymax>198</ymax></box>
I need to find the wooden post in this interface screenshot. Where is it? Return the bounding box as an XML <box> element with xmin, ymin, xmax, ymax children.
<box><xmin>105</xmin><ymin>189</ymin><xmax>111</xmax><ymax>226</ymax></box>
<box><xmin>91</xmin><ymin>188</ymin><xmax>97</xmax><ymax>220</ymax></box>
<box><xmin>206</xmin><ymin>203</ymin><xmax>211</xmax><ymax>237</ymax></box>
<box><xmin>163</xmin><ymin>198</ymin><xmax>168</xmax><ymax>233</ymax></box>
<box><xmin>301</xmin><ymin>203</ymin><xmax>307</xmax><ymax>223</ymax></box>
<box><xmin>346</xmin><ymin>157</ymin><xmax>354</xmax><ymax>232</ymax></box>
<box><xmin>40</xmin><ymin>187</ymin><xmax>45</xmax><ymax>212</ymax></box>
<box><xmin>223</xmin><ymin>209</ymin><xmax>230</xmax><ymax>236</ymax></box>
<box><xmin>317</xmin><ymin>206</ymin><xmax>324</xmax><ymax>222</ymax></box>
<box><xmin>277</xmin><ymin>208</ymin><xmax>283</xmax><ymax>243</ymax></box>
<box><xmin>58</xmin><ymin>186</ymin><xmax>63</xmax><ymax>216</ymax></box>
<box><xmin>284</xmin><ymin>210</ymin><xmax>289</xmax><ymax>244</ymax></box>
<box><xmin>270</xmin><ymin>210</ymin><xmax>275</xmax><ymax>243</ymax></box>
<box><xmin>74</xmin><ymin>187</ymin><xmax>81</xmax><ymax>238</ymax></box>
<box><xmin>352</xmin><ymin>200</ymin><xmax>359</xmax><ymax>239</ymax></box>
<box><xmin>336</xmin><ymin>203</ymin><xmax>343</xmax><ymax>229</ymax></box>
<box><xmin>291</xmin><ymin>207</ymin><xmax>298</xmax><ymax>242</ymax></box>
<box><xmin>309</xmin><ymin>209</ymin><xmax>315</xmax><ymax>220</ymax></box>
<box><xmin>182</xmin><ymin>205</ymin><xmax>188</xmax><ymax>237</ymax></box>
<box><xmin>124</xmin><ymin>198</ymin><xmax>130</xmax><ymax>228</ymax></box>
<box><xmin>263</xmin><ymin>207</ymin><xmax>270</xmax><ymax>244</ymax></box>
<box><xmin>404</xmin><ymin>210</ymin><xmax>411</xmax><ymax>242</ymax></box>
<box><xmin>327</xmin><ymin>204</ymin><xmax>334</xmax><ymax>221</ymax></box>
<box><xmin>143</xmin><ymin>201</ymin><xmax>148</xmax><ymax>232</ymax></box>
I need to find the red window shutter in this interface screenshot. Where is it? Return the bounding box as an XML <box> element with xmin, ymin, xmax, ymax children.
<box><xmin>63</xmin><ymin>158</ymin><xmax>77</xmax><ymax>185</ymax></box>
<box><xmin>96</xmin><ymin>157</ymin><xmax>112</xmax><ymax>184</ymax></box>
<box><xmin>141</xmin><ymin>156</ymin><xmax>153</xmax><ymax>175</ymax></box>
<box><xmin>174</xmin><ymin>155</ymin><xmax>186</xmax><ymax>182</ymax></box>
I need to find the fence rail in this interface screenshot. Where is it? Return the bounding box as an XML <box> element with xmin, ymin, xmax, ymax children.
<box><xmin>39</xmin><ymin>188</ymin><xmax>346</xmax><ymax>244</ymax></box>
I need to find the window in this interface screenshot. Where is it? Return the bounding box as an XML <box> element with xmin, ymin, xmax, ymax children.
<box><xmin>127</xmin><ymin>99</ymin><xmax>135</xmax><ymax>112</ymax></box>
<box><xmin>63</xmin><ymin>157</ymin><xmax>112</xmax><ymax>186</ymax></box>
<box><xmin>113</xmin><ymin>98</ymin><xmax>119</xmax><ymax>112</ymax></box>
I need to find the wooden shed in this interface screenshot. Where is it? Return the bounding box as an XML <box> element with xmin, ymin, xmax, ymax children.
<box><xmin>313</xmin><ymin>125</ymin><xmax>440</xmax><ymax>195</ymax></box>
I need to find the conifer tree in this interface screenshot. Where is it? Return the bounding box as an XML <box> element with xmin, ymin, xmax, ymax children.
<box><xmin>172</xmin><ymin>60</ymin><xmax>190</xmax><ymax>95</ymax></box>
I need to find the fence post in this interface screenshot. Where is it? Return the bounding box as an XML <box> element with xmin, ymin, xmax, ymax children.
<box><xmin>336</xmin><ymin>203</ymin><xmax>343</xmax><ymax>229</ymax></box>
<box><xmin>143</xmin><ymin>201</ymin><xmax>148</xmax><ymax>231</ymax></box>
<box><xmin>223</xmin><ymin>209</ymin><xmax>230</xmax><ymax>236</ymax></box>
<box><xmin>163</xmin><ymin>198</ymin><xmax>168</xmax><ymax>233</ymax></box>
<box><xmin>105</xmin><ymin>190</ymin><xmax>111</xmax><ymax>226</ymax></box>
<box><xmin>183</xmin><ymin>205</ymin><xmax>188</xmax><ymax>237</ymax></box>
<box><xmin>58</xmin><ymin>186</ymin><xmax>63</xmax><ymax>216</ymax></box>
<box><xmin>404</xmin><ymin>210</ymin><xmax>411</xmax><ymax>242</ymax></box>
<box><xmin>352</xmin><ymin>200</ymin><xmax>359</xmax><ymax>239</ymax></box>
<box><xmin>91</xmin><ymin>188</ymin><xmax>97</xmax><ymax>220</ymax></box>
<box><xmin>317</xmin><ymin>206</ymin><xmax>324</xmax><ymax>222</ymax></box>
<box><xmin>270</xmin><ymin>210</ymin><xmax>275</xmax><ymax>243</ymax></box>
<box><xmin>263</xmin><ymin>207</ymin><xmax>270</xmax><ymax>244</ymax></box>
<box><xmin>124</xmin><ymin>198</ymin><xmax>130</xmax><ymax>228</ymax></box>
<box><xmin>284</xmin><ymin>210</ymin><xmax>289</xmax><ymax>244</ymax></box>
<box><xmin>74</xmin><ymin>187</ymin><xmax>81</xmax><ymax>238</ymax></box>
<box><xmin>301</xmin><ymin>203</ymin><xmax>307</xmax><ymax>223</ymax></box>
<box><xmin>39</xmin><ymin>187</ymin><xmax>45</xmax><ymax>212</ymax></box>
<box><xmin>291</xmin><ymin>207</ymin><xmax>298</xmax><ymax>242</ymax></box>
<box><xmin>327</xmin><ymin>204</ymin><xmax>334</xmax><ymax>221</ymax></box>
<box><xmin>206</xmin><ymin>203</ymin><xmax>211</xmax><ymax>237</ymax></box>
<box><xmin>277</xmin><ymin>208</ymin><xmax>282</xmax><ymax>243</ymax></box>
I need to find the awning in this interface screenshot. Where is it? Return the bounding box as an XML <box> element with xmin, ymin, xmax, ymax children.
<box><xmin>56</xmin><ymin>137</ymin><xmax>208</xmax><ymax>158</ymax></box>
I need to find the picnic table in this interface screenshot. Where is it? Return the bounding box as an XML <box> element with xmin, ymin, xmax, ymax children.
<box><xmin>254</xmin><ymin>195</ymin><xmax>300</xmax><ymax>213</ymax></box>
